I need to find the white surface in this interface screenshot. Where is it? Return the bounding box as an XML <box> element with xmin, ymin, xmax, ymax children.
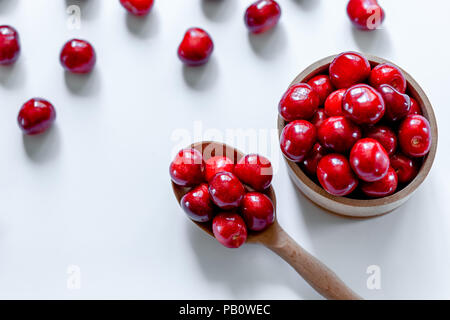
<box><xmin>0</xmin><ymin>0</ymin><xmax>449</xmax><ymax>300</ymax></box>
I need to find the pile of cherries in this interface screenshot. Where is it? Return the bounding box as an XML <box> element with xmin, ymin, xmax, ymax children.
<box><xmin>279</xmin><ymin>51</ymin><xmax>432</xmax><ymax>199</ymax></box>
<box><xmin>170</xmin><ymin>148</ymin><xmax>275</xmax><ymax>248</ymax></box>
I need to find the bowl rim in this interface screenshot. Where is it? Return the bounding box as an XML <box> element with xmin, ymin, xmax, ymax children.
<box><xmin>277</xmin><ymin>53</ymin><xmax>438</xmax><ymax>208</ymax></box>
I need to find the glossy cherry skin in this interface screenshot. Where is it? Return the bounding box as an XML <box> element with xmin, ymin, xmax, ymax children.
<box><xmin>350</xmin><ymin>138</ymin><xmax>390</xmax><ymax>182</ymax></box>
<box><xmin>177</xmin><ymin>28</ymin><xmax>214</xmax><ymax>66</ymax></box>
<box><xmin>213</xmin><ymin>212</ymin><xmax>247</xmax><ymax>249</ymax></box>
<box><xmin>120</xmin><ymin>0</ymin><xmax>154</xmax><ymax>16</ymax></box>
<box><xmin>209</xmin><ymin>172</ymin><xmax>245</xmax><ymax>210</ymax></box>
<box><xmin>361</xmin><ymin>167</ymin><xmax>398</xmax><ymax>198</ymax></box>
<box><xmin>343</xmin><ymin>84</ymin><xmax>385</xmax><ymax>125</ymax></box>
<box><xmin>347</xmin><ymin>0</ymin><xmax>385</xmax><ymax>31</ymax></box>
<box><xmin>302</xmin><ymin>143</ymin><xmax>327</xmax><ymax>177</ymax></box>
<box><xmin>317</xmin><ymin>154</ymin><xmax>358</xmax><ymax>196</ymax></box>
<box><xmin>318</xmin><ymin>116</ymin><xmax>361</xmax><ymax>154</ymax></box>
<box><xmin>244</xmin><ymin>0</ymin><xmax>281</xmax><ymax>34</ymax></box>
<box><xmin>307</xmin><ymin>75</ymin><xmax>335</xmax><ymax>106</ymax></box>
<box><xmin>279</xmin><ymin>83</ymin><xmax>320</xmax><ymax>122</ymax></box>
<box><xmin>390</xmin><ymin>153</ymin><xmax>419</xmax><ymax>184</ymax></box>
<box><xmin>234</xmin><ymin>154</ymin><xmax>273</xmax><ymax>192</ymax></box>
<box><xmin>369</xmin><ymin>63</ymin><xmax>407</xmax><ymax>93</ymax></box>
<box><xmin>241</xmin><ymin>192</ymin><xmax>275</xmax><ymax>231</ymax></box>
<box><xmin>324</xmin><ymin>89</ymin><xmax>346</xmax><ymax>117</ymax></box>
<box><xmin>169</xmin><ymin>148</ymin><xmax>205</xmax><ymax>187</ymax></box>
<box><xmin>0</xmin><ymin>25</ymin><xmax>20</xmax><ymax>65</ymax></box>
<box><xmin>60</xmin><ymin>39</ymin><xmax>96</xmax><ymax>74</ymax></box>
<box><xmin>398</xmin><ymin>115</ymin><xmax>432</xmax><ymax>158</ymax></box>
<box><xmin>181</xmin><ymin>184</ymin><xmax>214</xmax><ymax>223</ymax></box>
<box><xmin>17</xmin><ymin>98</ymin><xmax>56</xmax><ymax>135</ymax></box>
<box><xmin>378</xmin><ymin>84</ymin><xmax>411</xmax><ymax>122</ymax></box>
<box><xmin>205</xmin><ymin>156</ymin><xmax>234</xmax><ymax>182</ymax></box>
<box><xmin>329</xmin><ymin>52</ymin><xmax>371</xmax><ymax>89</ymax></box>
<box><xmin>408</xmin><ymin>98</ymin><xmax>422</xmax><ymax>116</ymax></box>
<box><xmin>364</xmin><ymin>125</ymin><xmax>397</xmax><ymax>156</ymax></box>
<box><xmin>280</xmin><ymin>120</ymin><xmax>317</xmax><ymax>162</ymax></box>
<box><xmin>310</xmin><ymin>108</ymin><xmax>327</xmax><ymax>129</ymax></box>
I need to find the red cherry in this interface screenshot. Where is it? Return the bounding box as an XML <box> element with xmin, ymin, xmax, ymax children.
<box><xmin>177</xmin><ymin>28</ymin><xmax>214</xmax><ymax>66</ymax></box>
<box><xmin>324</xmin><ymin>89</ymin><xmax>346</xmax><ymax>117</ymax></box>
<box><xmin>347</xmin><ymin>0</ymin><xmax>385</xmax><ymax>31</ymax></box>
<box><xmin>350</xmin><ymin>138</ymin><xmax>390</xmax><ymax>182</ymax></box>
<box><xmin>209</xmin><ymin>172</ymin><xmax>245</xmax><ymax>210</ymax></box>
<box><xmin>343</xmin><ymin>84</ymin><xmax>385</xmax><ymax>125</ymax></box>
<box><xmin>60</xmin><ymin>39</ymin><xmax>96</xmax><ymax>74</ymax></box>
<box><xmin>398</xmin><ymin>115</ymin><xmax>432</xmax><ymax>158</ymax></box>
<box><xmin>310</xmin><ymin>108</ymin><xmax>327</xmax><ymax>129</ymax></box>
<box><xmin>280</xmin><ymin>120</ymin><xmax>317</xmax><ymax>162</ymax></box>
<box><xmin>205</xmin><ymin>156</ymin><xmax>234</xmax><ymax>182</ymax></box>
<box><xmin>17</xmin><ymin>98</ymin><xmax>56</xmax><ymax>135</ymax></box>
<box><xmin>244</xmin><ymin>0</ymin><xmax>281</xmax><ymax>34</ymax></box>
<box><xmin>408</xmin><ymin>98</ymin><xmax>422</xmax><ymax>116</ymax></box>
<box><xmin>364</xmin><ymin>125</ymin><xmax>397</xmax><ymax>156</ymax></box>
<box><xmin>378</xmin><ymin>84</ymin><xmax>411</xmax><ymax>122</ymax></box>
<box><xmin>302</xmin><ymin>143</ymin><xmax>327</xmax><ymax>177</ymax></box>
<box><xmin>234</xmin><ymin>154</ymin><xmax>273</xmax><ymax>192</ymax></box>
<box><xmin>361</xmin><ymin>167</ymin><xmax>398</xmax><ymax>198</ymax></box>
<box><xmin>329</xmin><ymin>52</ymin><xmax>371</xmax><ymax>89</ymax></box>
<box><xmin>390</xmin><ymin>153</ymin><xmax>419</xmax><ymax>184</ymax></box>
<box><xmin>181</xmin><ymin>184</ymin><xmax>214</xmax><ymax>223</ymax></box>
<box><xmin>119</xmin><ymin>0</ymin><xmax>154</xmax><ymax>16</ymax></box>
<box><xmin>169</xmin><ymin>148</ymin><xmax>205</xmax><ymax>187</ymax></box>
<box><xmin>278</xmin><ymin>83</ymin><xmax>320</xmax><ymax>122</ymax></box>
<box><xmin>241</xmin><ymin>192</ymin><xmax>275</xmax><ymax>231</ymax></box>
<box><xmin>369</xmin><ymin>63</ymin><xmax>407</xmax><ymax>93</ymax></box>
<box><xmin>0</xmin><ymin>25</ymin><xmax>20</xmax><ymax>65</ymax></box>
<box><xmin>318</xmin><ymin>116</ymin><xmax>361</xmax><ymax>154</ymax></box>
<box><xmin>212</xmin><ymin>212</ymin><xmax>247</xmax><ymax>249</ymax></box>
<box><xmin>317</xmin><ymin>154</ymin><xmax>358</xmax><ymax>196</ymax></box>
<box><xmin>307</xmin><ymin>75</ymin><xmax>335</xmax><ymax>106</ymax></box>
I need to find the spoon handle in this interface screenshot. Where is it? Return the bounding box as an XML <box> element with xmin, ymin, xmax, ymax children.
<box><xmin>261</xmin><ymin>223</ymin><xmax>362</xmax><ymax>300</ymax></box>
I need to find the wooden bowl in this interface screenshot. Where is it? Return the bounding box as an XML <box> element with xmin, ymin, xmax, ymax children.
<box><xmin>277</xmin><ymin>54</ymin><xmax>438</xmax><ymax>218</ymax></box>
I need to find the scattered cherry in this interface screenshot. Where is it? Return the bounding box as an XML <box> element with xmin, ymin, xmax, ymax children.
<box><xmin>361</xmin><ymin>167</ymin><xmax>397</xmax><ymax>198</ymax></box>
<box><xmin>350</xmin><ymin>138</ymin><xmax>390</xmax><ymax>182</ymax></box>
<box><xmin>17</xmin><ymin>98</ymin><xmax>56</xmax><ymax>135</ymax></box>
<box><xmin>398</xmin><ymin>115</ymin><xmax>432</xmax><ymax>158</ymax></box>
<box><xmin>364</xmin><ymin>125</ymin><xmax>397</xmax><ymax>156</ymax></box>
<box><xmin>181</xmin><ymin>184</ymin><xmax>214</xmax><ymax>223</ymax></box>
<box><xmin>60</xmin><ymin>39</ymin><xmax>96</xmax><ymax>74</ymax></box>
<box><xmin>329</xmin><ymin>52</ymin><xmax>371</xmax><ymax>89</ymax></box>
<box><xmin>205</xmin><ymin>156</ymin><xmax>234</xmax><ymax>182</ymax></box>
<box><xmin>212</xmin><ymin>212</ymin><xmax>248</xmax><ymax>249</ymax></box>
<box><xmin>390</xmin><ymin>153</ymin><xmax>419</xmax><ymax>184</ymax></box>
<box><xmin>209</xmin><ymin>172</ymin><xmax>245</xmax><ymax>210</ymax></box>
<box><xmin>369</xmin><ymin>63</ymin><xmax>407</xmax><ymax>93</ymax></box>
<box><xmin>279</xmin><ymin>83</ymin><xmax>320</xmax><ymax>122</ymax></box>
<box><xmin>310</xmin><ymin>108</ymin><xmax>327</xmax><ymax>129</ymax></box>
<box><xmin>119</xmin><ymin>0</ymin><xmax>155</xmax><ymax>16</ymax></box>
<box><xmin>280</xmin><ymin>120</ymin><xmax>317</xmax><ymax>162</ymax></box>
<box><xmin>307</xmin><ymin>75</ymin><xmax>335</xmax><ymax>106</ymax></box>
<box><xmin>347</xmin><ymin>0</ymin><xmax>385</xmax><ymax>31</ymax></box>
<box><xmin>0</xmin><ymin>25</ymin><xmax>20</xmax><ymax>65</ymax></box>
<box><xmin>244</xmin><ymin>0</ymin><xmax>281</xmax><ymax>34</ymax></box>
<box><xmin>178</xmin><ymin>28</ymin><xmax>214</xmax><ymax>67</ymax></box>
<box><xmin>318</xmin><ymin>116</ymin><xmax>361</xmax><ymax>153</ymax></box>
<box><xmin>343</xmin><ymin>84</ymin><xmax>385</xmax><ymax>125</ymax></box>
<box><xmin>170</xmin><ymin>148</ymin><xmax>205</xmax><ymax>187</ymax></box>
<box><xmin>302</xmin><ymin>143</ymin><xmax>327</xmax><ymax>177</ymax></box>
<box><xmin>317</xmin><ymin>154</ymin><xmax>358</xmax><ymax>196</ymax></box>
<box><xmin>241</xmin><ymin>192</ymin><xmax>275</xmax><ymax>231</ymax></box>
<box><xmin>234</xmin><ymin>154</ymin><xmax>273</xmax><ymax>192</ymax></box>
<box><xmin>324</xmin><ymin>89</ymin><xmax>346</xmax><ymax>117</ymax></box>
<box><xmin>378</xmin><ymin>84</ymin><xmax>411</xmax><ymax>122</ymax></box>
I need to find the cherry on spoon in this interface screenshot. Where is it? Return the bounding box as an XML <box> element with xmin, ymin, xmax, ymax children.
<box><xmin>171</xmin><ymin>141</ymin><xmax>361</xmax><ymax>300</ymax></box>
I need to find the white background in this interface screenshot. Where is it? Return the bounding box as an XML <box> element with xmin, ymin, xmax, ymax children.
<box><xmin>0</xmin><ymin>0</ymin><xmax>449</xmax><ymax>300</ymax></box>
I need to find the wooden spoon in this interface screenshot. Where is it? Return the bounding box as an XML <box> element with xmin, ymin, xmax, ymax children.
<box><xmin>172</xmin><ymin>141</ymin><xmax>361</xmax><ymax>300</ymax></box>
